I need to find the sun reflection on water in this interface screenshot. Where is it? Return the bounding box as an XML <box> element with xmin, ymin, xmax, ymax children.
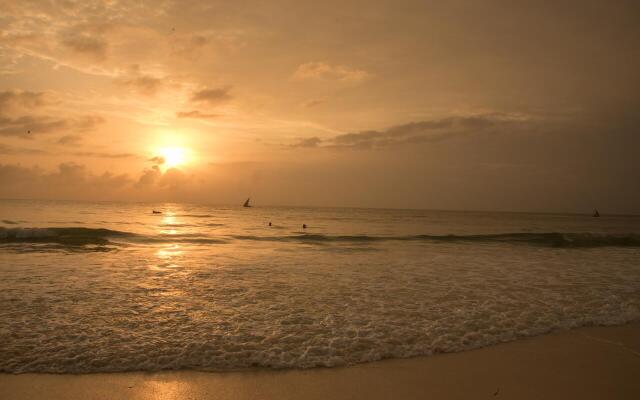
<box><xmin>156</xmin><ymin>244</ymin><xmax>183</xmax><ymax>259</ymax></box>
<box><xmin>159</xmin><ymin>212</ymin><xmax>180</xmax><ymax>235</ymax></box>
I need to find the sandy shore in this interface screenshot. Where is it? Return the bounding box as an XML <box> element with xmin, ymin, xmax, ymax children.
<box><xmin>1</xmin><ymin>323</ymin><xmax>639</xmax><ymax>400</ymax></box>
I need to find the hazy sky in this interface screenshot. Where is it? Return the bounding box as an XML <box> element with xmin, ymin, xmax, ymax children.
<box><xmin>1</xmin><ymin>0</ymin><xmax>639</xmax><ymax>212</ymax></box>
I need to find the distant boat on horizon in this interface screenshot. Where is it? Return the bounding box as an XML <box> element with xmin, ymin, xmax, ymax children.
<box><xmin>592</xmin><ymin>209</ymin><xmax>600</xmax><ymax>217</ymax></box>
<box><xmin>243</xmin><ymin>198</ymin><xmax>251</xmax><ymax>208</ymax></box>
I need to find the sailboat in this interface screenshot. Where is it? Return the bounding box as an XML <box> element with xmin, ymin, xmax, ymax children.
<box><xmin>592</xmin><ymin>209</ymin><xmax>600</xmax><ymax>217</ymax></box>
<box><xmin>243</xmin><ymin>198</ymin><xmax>251</xmax><ymax>208</ymax></box>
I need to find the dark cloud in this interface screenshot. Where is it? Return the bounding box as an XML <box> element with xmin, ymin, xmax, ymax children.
<box><xmin>0</xmin><ymin>143</ymin><xmax>47</xmax><ymax>155</ymax></box>
<box><xmin>73</xmin><ymin>115</ymin><xmax>105</xmax><ymax>130</ymax></box>
<box><xmin>170</xmin><ymin>34</ymin><xmax>212</xmax><ymax>56</ymax></box>
<box><xmin>0</xmin><ymin>91</ymin><xmax>102</xmax><ymax>139</ymax></box>
<box><xmin>120</xmin><ymin>75</ymin><xmax>163</xmax><ymax>96</ymax></box>
<box><xmin>59</xmin><ymin>33</ymin><xmax>107</xmax><ymax>60</ymax></box>
<box><xmin>57</xmin><ymin>135</ymin><xmax>82</xmax><ymax>145</ymax></box>
<box><xmin>189</xmin><ymin>35</ymin><xmax>210</xmax><ymax>47</ymax></box>
<box><xmin>148</xmin><ymin>156</ymin><xmax>165</xmax><ymax>164</ymax></box>
<box><xmin>291</xmin><ymin>136</ymin><xmax>322</xmax><ymax>148</ymax></box>
<box><xmin>297</xmin><ymin>114</ymin><xmax>529</xmax><ymax>150</ymax></box>
<box><xmin>190</xmin><ymin>86</ymin><xmax>233</xmax><ymax>105</ymax></box>
<box><xmin>302</xmin><ymin>99</ymin><xmax>324</xmax><ymax>108</ymax></box>
<box><xmin>0</xmin><ymin>116</ymin><xmax>68</xmax><ymax>138</ymax></box>
<box><xmin>0</xmin><ymin>115</ymin><xmax>104</xmax><ymax>138</ymax></box>
<box><xmin>176</xmin><ymin>110</ymin><xmax>218</xmax><ymax>119</ymax></box>
<box><xmin>0</xmin><ymin>90</ymin><xmax>47</xmax><ymax>111</ymax></box>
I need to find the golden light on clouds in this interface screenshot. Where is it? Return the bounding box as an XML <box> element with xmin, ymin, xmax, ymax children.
<box><xmin>0</xmin><ymin>1</ymin><xmax>638</xmax><ymax>212</ymax></box>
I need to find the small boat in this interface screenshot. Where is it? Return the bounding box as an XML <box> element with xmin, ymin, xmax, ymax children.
<box><xmin>152</xmin><ymin>210</ymin><xmax>162</xmax><ymax>214</ymax></box>
<box><xmin>243</xmin><ymin>198</ymin><xmax>251</xmax><ymax>208</ymax></box>
<box><xmin>592</xmin><ymin>209</ymin><xmax>600</xmax><ymax>217</ymax></box>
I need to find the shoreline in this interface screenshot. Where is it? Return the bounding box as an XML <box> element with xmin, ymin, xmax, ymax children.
<box><xmin>1</xmin><ymin>323</ymin><xmax>639</xmax><ymax>399</ymax></box>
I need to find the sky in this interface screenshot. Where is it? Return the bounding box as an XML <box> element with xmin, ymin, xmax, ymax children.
<box><xmin>0</xmin><ymin>0</ymin><xmax>639</xmax><ymax>213</ymax></box>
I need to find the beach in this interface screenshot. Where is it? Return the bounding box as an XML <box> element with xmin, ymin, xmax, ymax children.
<box><xmin>3</xmin><ymin>0</ymin><xmax>640</xmax><ymax>398</ymax></box>
<box><xmin>2</xmin><ymin>323</ymin><xmax>639</xmax><ymax>400</ymax></box>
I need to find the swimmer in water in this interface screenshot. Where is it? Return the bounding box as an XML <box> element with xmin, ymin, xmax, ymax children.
<box><xmin>302</xmin><ymin>224</ymin><xmax>307</xmax><ymax>229</ymax></box>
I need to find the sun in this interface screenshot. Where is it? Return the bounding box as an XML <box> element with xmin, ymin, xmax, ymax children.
<box><xmin>158</xmin><ymin>147</ymin><xmax>188</xmax><ymax>169</ymax></box>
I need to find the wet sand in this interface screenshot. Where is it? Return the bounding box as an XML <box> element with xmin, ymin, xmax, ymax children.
<box><xmin>1</xmin><ymin>323</ymin><xmax>639</xmax><ymax>400</ymax></box>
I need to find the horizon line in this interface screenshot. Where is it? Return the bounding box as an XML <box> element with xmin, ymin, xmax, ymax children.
<box><xmin>1</xmin><ymin>197</ymin><xmax>638</xmax><ymax>218</ymax></box>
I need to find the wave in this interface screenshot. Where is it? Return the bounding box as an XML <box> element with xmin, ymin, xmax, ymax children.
<box><xmin>2</xmin><ymin>227</ymin><xmax>639</xmax><ymax>248</ymax></box>
<box><xmin>0</xmin><ymin>227</ymin><xmax>135</xmax><ymax>246</ymax></box>
<box><xmin>232</xmin><ymin>232</ymin><xmax>640</xmax><ymax>248</ymax></box>
<box><xmin>0</xmin><ymin>227</ymin><xmax>229</xmax><ymax>248</ymax></box>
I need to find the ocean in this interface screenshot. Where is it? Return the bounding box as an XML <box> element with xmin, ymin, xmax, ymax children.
<box><xmin>1</xmin><ymin>199</ymin><xmax>639</xmax><ymax>373</ymax></box>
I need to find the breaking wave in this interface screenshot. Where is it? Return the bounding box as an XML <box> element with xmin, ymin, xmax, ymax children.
<box><xmin>232</xmin><ymin>232</ymin><xmax>640</xmax><ymax>248</ymax></box>
<box><xmin>2</xmin><ymin>227</ymin><xmax>639</xmax><ymax>248</ymax></box>
<box><xmin>0</xmin><ymin>227</ymin><xmax>135</xmax><ymax>246</ymax></box>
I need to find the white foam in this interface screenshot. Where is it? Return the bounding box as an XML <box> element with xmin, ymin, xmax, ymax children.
<box><xmin>1</xmin><ymin>242</ymin><xmax>639</xmax><ymax>373</ymax></box>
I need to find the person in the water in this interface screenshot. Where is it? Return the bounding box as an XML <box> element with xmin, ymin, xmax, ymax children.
<box><xmin>302</xmin><ymin>224</ymin><xmax>307</xmax><ymax>229</ymax></box>
<box><xmin>268</xmin><ymin>222</ymin><xmax>272</xmax><ymax>226</ymax></box>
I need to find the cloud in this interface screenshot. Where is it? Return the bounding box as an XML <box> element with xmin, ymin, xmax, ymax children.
<box><xmin>0</xmin><ymin>143</ymin><xmax>47</xmax><ymax>155</ymax></box>
<box><xmin>73</xmin><ymin>115</ymin><xmax>105</xmax><ymax>130</ymax></box>
<box><xmin>293</xmin><ymin>62</ymin><xmax>372</xmax><ymax>82</ymax></box>
<box><xmin>302</xmin><ymin>98</ymin><xmax>325</xmax><ymax>108</ymax></box>
<box><xmin>137</xmin><ymin>165</ymin><xmax>162</xmax><ymax>187</ymax></box>
<box><xmin>120</xmin><ymin>75</ymin><xmax>163</xmax><ymax>96</ymax></box>
<box><xmin>148</xmin><ymin>156</ymin><xmax>165</xmax><ymax>164</ymax></box>
<box><xmin>0</xmin><ymin>162</ymin><xmax>132</xmax><ymax>200</ymax></box>
<box><xmin>0</xmin><ymin>90</ymin><xmax>104</xmax><ymax>138</ymax></box>
<box><xmin>0</xmin><ymin>90</ymin><xmax>47</xmax><ymax>111</ymax></box>
<box><xmin>136</xmin><ymin>165</ymin><xmax>188</xmax><ymax>189</ymax></box>
<box><xmin>59</xmin><ymin>34</ymin><xmax>108</xmax><ymax>59</ymax></box>
<box><xmin>57</xmin><ymin>135</ymin><xmax>83</xmax><ymax>145</ymax></box>
<box><xmin>190</xmin><ymin>86</ymin><xmax>233</xmax><ymax>106</ymax></box>
<box><xmin>0</xmin><ymin>116</ymin><xmax>68</xmax><ymax>138</ymax></box>
<box><xmin>176</xmin><ymin>110</ymin><xmax>219</xmax><ymax>119</ymax></box>
<box><xmin>0</xmin><ymin>161</ymin><xmax>192</xmax><ymax>201</ymax></box>
<box><xmin>292</xmin><ymin>113</ymin><xmax>531</xmax><ymax>150</ymax></box>
<box><xmin>71</xmin><ymin>151</ymin><xmax>137</xmax><ymax>159</ymax></box>
<box><xmin>57</xmin><ymin>21</ymin><xmax>111</xmax><ymax>61</ymax></box>
<box><xmin>170</xmin><ymin>34</ymin><xmax>212</xmax><ymax>56</ymax></box>
<box><xmin>0</xmin><ymin>115</ymin><xmax>104</xmax><ymax>138</ymax></box>
<box><xmin>291</xmin><ymin>136</ymin><xmax>322</xmax><ymax>148</ymax></box>
<box><xmin>158</xmin><ymin>167</ymin><xmax>187</xmax><ymax>188</ymax></box>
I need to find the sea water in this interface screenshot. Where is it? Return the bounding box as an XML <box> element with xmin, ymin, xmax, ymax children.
<box><xmin>1</xmin><ymin>199</ymin><xmax>639</xmax><ymax>373</ymax></box>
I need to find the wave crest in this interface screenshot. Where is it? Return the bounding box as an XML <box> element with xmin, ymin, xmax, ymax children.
<box><xmin>0</xmin><ymin>227</ymin><xmax>135</xmax><ymax>246</ymax></box>
<box><xmin>2</xmin><ymin>227</ymin><xmax>638</xmax><ymax>248</ymax></box>
<box><xmin>232</xmin><ymin>232</ymin><xmax>640</xmax><ymax>248</ymax></box>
